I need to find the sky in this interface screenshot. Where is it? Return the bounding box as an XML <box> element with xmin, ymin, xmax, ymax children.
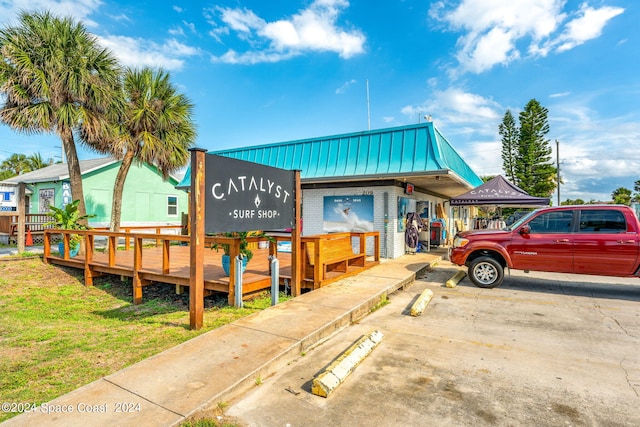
<box><xmin>0</xmin><ymin>0</ymin><xmax>638</xmax><ymax>204</ymax></box>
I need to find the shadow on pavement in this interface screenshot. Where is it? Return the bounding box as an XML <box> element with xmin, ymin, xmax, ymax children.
<box><xmin>454</xmin><ymin>270</ymin><xmax>640</xmax><ymax>303</ymax></box>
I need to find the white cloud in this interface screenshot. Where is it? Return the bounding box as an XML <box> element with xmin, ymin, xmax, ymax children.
<box><xmin>0</xmin><ymin>0</ymin><xmax>103</xmax><ymax>27</ymax></box>
<box><xmin>336</xmin><ymin>79</ymin><xmax>357</xmax><ymax>94</ymax></box>
<box><xmin>555</xmin><ymin>4</ymin><xmax>624</xmax><ymax>52</ymax></box>
<box><xmin>432</xmin><ymin>0</ymin><xmax>624</xmax><ymax>75</ymax></box>
<box><xmin>549</xmin><ymin>91</ymin><xmax>570</xmax><ymax>98</ymax></box>
<box><xmin>543</xmin><ymin>97</ymin><xmax>640</xmax><ymax>201</ymax></box>
<box><xmin>219</xmin><ymin>7</ymin><xmax>264</xmax><ymax>33</ymax></box>
<box><xmin>213</xmin><ymin>49</ymin><xmax>296</xmax><ymax>65</ymax></box>
<box><xmin>210</xmin><ymin>0</ymin><xmax>365</xmax><ymax>64</ymax></box>
<box><xmin>182</xmin><ymin>20</ymin><xmax>196</xmax><ymax>34</ymax></box>
<box><xmin>400</xmin><ymin>87</ymin><xmax>505</xmax><ymax>176</ymax></box>
<box><xmin>169</xmin><ymin>26</ymin><xmax>185</xmax><ymax>37</ymax></box>
<box><xmin>403</xmin><ymin>87</ymin><xmax>501</xmax><ymax>127</ymax></box>
<box><xmin>98</xmin><ymin>35</ymin><xmax>200</xmax><ymax>71</ymax></box>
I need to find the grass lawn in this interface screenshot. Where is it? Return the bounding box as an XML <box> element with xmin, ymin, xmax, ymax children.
<box><xmin>0</xmin><ymin>257</ymin><xmax>285</xmax><ymax>424</ymax></box>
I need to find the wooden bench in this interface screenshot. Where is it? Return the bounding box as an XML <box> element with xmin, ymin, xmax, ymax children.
<box><xmin>303</xmin><ymin>233</ymin><xmax>367</xmax><ymax>289</ymax></box>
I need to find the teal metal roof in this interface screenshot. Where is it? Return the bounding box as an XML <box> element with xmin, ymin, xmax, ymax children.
<box><xmin>177</xmin><ymin>123</ymin><xmax>482</xmax><ymax>189</ymax></box>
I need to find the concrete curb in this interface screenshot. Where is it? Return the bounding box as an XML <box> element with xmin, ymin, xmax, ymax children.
<box><xmin>311</xmin><ymin>330</ymin><xmax>384</xmax><ymax>398</ymax></box>
<box><xmin>446</xmin><ymin>270</ymin><xmax>466</xmax><ymax>288</ymax></box>
<box><xmin>410</xmin><ymin>289</ymin><xmax>434</xmax><ymax>316</ymax></box>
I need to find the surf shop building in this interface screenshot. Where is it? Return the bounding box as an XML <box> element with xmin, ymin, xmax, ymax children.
<box><xmin>179</xmin><ymin>122</ymin><xmax>482</xmax><ymax>259</ymax></box>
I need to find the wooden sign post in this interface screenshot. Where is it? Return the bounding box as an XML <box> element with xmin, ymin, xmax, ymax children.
<box><xmin>189</xmin><ymin>148</ymin><xmax>207</xmax><ymax>330</ymax></box>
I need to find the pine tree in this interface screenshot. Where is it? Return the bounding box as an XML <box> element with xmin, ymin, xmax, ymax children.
<box><xmin>499</xmin><ymin>99</ymin><xmax>557</xmax><ymax>198</ymax></box>
<box><xmin>499</xmin><ymin>110</ymin><xmax>518</xmax><ymax>183</ymax></box>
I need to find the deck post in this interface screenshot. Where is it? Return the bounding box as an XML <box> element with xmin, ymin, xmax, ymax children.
<box><xmin>84</xmin><ymin>232</ymin><xmax>95</xmax><ymax>286</ymax></box>
<box><xmin>43</xmin><ymin>231</ymin><xmax>51</xmax><ymax>264</ymax></box>
<box><xmin>162</xmin><ymin>239</ymin><xmax>170</xmax><ymax>274</ymax></box>
<box><xmin>17</xmin><ymin>183</ymin><xmax>25</xmax><ymax>254</ymax></box>
<box><xmin>133</xmin><ymin>236</ymin><xmax>143</xmax><ymax>304</ymax></box>
<box><xmin>189</xmin><ymin>148</ymin><xmax>207</xmax><ymax>330</ymax></box>
<box><xmin>108</xmin><ymin>235</ymin><xmax>116</xmax><ymax>266</ymax></box>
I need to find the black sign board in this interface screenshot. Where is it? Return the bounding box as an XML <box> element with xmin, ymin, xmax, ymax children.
<box><xmin>204</xmin><ymin>154</ymin><xmax>295</xmax><ymax>233</ymax></box>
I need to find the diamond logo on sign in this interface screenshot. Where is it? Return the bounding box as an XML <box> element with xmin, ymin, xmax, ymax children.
<box><xmin>205</xmin><ymin>154</ymin><xmax>295</xmax><ymax>233</ymax></box>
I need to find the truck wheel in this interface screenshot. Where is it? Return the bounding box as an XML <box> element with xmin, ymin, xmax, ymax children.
<box><xmin>468</xmin><ymin>256</ymin><xmax>504</xmax><ymax>288</ymax></box>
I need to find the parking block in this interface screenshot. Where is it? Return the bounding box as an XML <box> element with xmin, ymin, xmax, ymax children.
<box><xmin>410</xmin><ymin>288</ymin><xmax>434</xmax><ymax>316</ymax></box>
<box><xmin>311</xmin><ymin>330</ymin><xmax>384</xmax><ymax>398</ymax></box>
<box><xmin>446</xmin><ymin>270</ymin><xmax>466</xmax><ymax>288</ymax></box>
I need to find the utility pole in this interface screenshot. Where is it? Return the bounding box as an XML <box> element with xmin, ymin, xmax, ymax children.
<box><xmin>556</xmin><ymin>139</ymin><xmax>560</xmax><ymax>206</ymax></box>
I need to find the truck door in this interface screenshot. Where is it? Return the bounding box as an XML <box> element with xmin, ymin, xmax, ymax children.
<box><xmin>510</xmin><ymin>210</ymin><xmax>575</xmax><ymax>273</ymax></box>
<box><xmin>573</xmin><ymin>209</ymin><xmax>639</xmax><ymax>275</ymax></box>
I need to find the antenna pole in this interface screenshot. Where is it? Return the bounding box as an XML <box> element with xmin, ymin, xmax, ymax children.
<box><xmin>556</xmin><ymin>139</ymin><xmax>560</xmax><ymax>206</ymax></box>
<box><xmin>366</xmin><ymin>79</ymin><xmax>371</xmax><ymax>130</ymax></box>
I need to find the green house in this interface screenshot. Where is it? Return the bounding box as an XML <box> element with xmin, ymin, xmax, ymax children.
<box><xmin>0</xmin><ymin>158</ymin><xmax>187</xmax><ymax>227</ymax></box>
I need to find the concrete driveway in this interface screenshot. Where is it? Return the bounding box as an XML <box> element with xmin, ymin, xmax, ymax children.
<box><xmin>226</xmin><ymin>261</ymin><xmax>640</xmax><ymax>426</ymax></box>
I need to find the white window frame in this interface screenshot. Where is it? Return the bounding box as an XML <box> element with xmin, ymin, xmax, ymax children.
<box><xmin>167</xmin><ymin>195</ymin><xmax>178</xmax><ymax>217</ymax></box>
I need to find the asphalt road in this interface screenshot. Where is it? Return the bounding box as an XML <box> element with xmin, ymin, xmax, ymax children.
<box><xmin>226</xmin><ymin>261</ymin><xmax>640</xmax><ymax>427</ymax></box>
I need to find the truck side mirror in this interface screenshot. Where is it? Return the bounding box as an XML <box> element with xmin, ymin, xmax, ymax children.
<box><xmin>520</xmin><ymin>225</ymin><xmax>530</xmax><ymax>235</ymax></box>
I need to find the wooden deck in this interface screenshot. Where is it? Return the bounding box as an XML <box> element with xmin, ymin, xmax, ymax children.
<box><xmin>44</xmin><ymin>230</ymin><xmax>380</xmax><ymax>307</ymax></box>
<box><xmin>49</xmin><ymin>244</ymin><xmax>292</xmax><ymax>300</ymax></box>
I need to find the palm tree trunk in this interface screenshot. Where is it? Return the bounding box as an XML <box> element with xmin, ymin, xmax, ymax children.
<box><xmin>61</xmin><ymin>129</ymin><xmax>88</xmax><ymax>224</ymax></box>
<box><xmin>110</xmin><ymin>151</ymin><xmax>135</xmax><ymax>232</ymax></box>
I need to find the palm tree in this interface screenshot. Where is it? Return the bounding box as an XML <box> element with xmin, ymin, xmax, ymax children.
<box><xmin>0</xmin><ymin>11</ymin><xmax>122</xmax><ymax>221</ymax></box>
<box><xmin>27</xmin><ymin>152</ymin><xmax>51</xmax><ymax>170</ymax></box>
<box><xmin>90</xmin><ymin>67</ymin><xmax>196</xmax><ymax>231</ymax></box>
<box><xmin>0</xmin><ymin>153</ymin><xmax>29</xmax><ymax>176</ymax></box>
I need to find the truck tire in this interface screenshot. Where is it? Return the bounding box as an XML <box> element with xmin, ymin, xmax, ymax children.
<box><xmin>468</xmin><ymin>256</ymin><xmax>504</xmax><ymax>288</ymax></box>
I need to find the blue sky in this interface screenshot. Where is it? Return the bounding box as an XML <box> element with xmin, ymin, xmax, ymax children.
<box><xmin>0</xmin><ymin>0</ymin><xmax>637</xmax><ymax>203</ymax></box>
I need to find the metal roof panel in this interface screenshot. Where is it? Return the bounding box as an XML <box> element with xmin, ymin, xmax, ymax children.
<box><xmin>176</xmin><ymin>123</ymin><xmax>483</xmax><ymax>190</ymax></box>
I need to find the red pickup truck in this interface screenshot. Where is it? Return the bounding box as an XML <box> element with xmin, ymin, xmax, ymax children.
<box><xmin>450</xmin><ymin>205</ymin><xmax>640</xmax><ymax>288</ymax></box>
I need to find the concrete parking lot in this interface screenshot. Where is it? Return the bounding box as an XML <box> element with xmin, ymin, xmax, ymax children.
<box><xmin>227</xmin><ymin>261</ymin><xmax>640</xmax><ymax>426</ymax></box>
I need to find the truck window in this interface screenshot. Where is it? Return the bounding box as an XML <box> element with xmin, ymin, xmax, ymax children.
<box><xmin>578</xmin><ymin>210</ymin><xmax>626</xmax><ymax>233</ymax></box>
<box><xmin>528</xmin><ymin>211</ymin><xmax>574</xmax><ymax>233</ymax></box>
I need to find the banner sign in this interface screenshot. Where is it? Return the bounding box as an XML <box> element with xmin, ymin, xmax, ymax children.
<box><xmin>323</xmin><ymin>195</ymin><xmax>374</xmax><ymax>232</ymax></box>
<box><xmin>204</xmin><ymin>154</ymin><xmax>295</xmax><ymax>233</ymax></box>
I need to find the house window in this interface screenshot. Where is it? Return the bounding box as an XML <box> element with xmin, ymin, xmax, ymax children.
<box><xmin>167</xmin><ymin>195</ymin><xmax>178</xmax><ymax>217</ymax></box>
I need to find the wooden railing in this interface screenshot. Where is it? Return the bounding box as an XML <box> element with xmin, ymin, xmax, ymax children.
<box><xmin>91</xmin><ymin>225</ymin><xmax>183</xmax><ymax>249</ymax></box>
<box><xmin>0</xmin><ymin>212</ymin><xmax>182</xmax><ymax>245</ymax></box>
<box><xmin>43</xmin><ymin>229</ymin><xmax>380</xmax><ymax>304</ymax></box>
<box><xmin>0</xmin><ymin>213</ymin><xmax>53</xmax><ymax>233</ymax></box>
<box><xmin>0</xmin><ymin>213</ymin><xmax>54</xmax><ymax>244</ymax></box>
<box><xmin>43</xmin><ymin>228</ymin><xmax>276</xmax><ymax>305</ymax></box>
